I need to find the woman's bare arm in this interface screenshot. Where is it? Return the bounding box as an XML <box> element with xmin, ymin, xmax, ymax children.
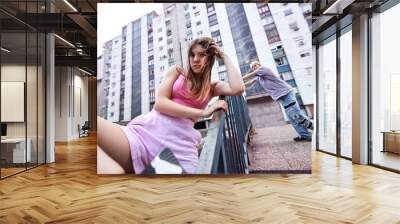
<box><xmin>210</xmin><ymin>45</ymin><xmax>245</xmax><ymax>96</ymax></box>
<box><xmin>154</xmin><ymin>65</ymin><xmax>205</xmax><ymax>121</ymax></box>
<box><xmin>155</xmin><ymin>65</ymin><xmax>229</xmax><ymax>121</ymax></box>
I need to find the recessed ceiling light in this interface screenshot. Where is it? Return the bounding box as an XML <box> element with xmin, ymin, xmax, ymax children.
<box><xmin>78</xmin><ymin>67</ymin><xmax>92</xmax><ymax>76</ymax></box>
<box><xmin>63</xmin><ymin>0</ymin><xmax>78</xmax><ymax>12</ymax></box>
<box><xmin>1</xmin><ymin>47</ymin><xmax>11</xmax><ymax>53</ymax></box>
<box><xmin>54</xmin><ymin>34</ymin><xmax>75</xmax><ymax>48</ymax></box>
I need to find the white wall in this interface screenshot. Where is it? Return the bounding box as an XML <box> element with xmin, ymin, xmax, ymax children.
<box><xmin>54</xmin><ymin>67</ymin><xmax>89</xmax><ymax>141</ymax></box>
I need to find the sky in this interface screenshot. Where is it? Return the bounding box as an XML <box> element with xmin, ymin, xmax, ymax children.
<box><xmin>97</xmin><ymin>3</ymin><xmax>164</xmax><ymax>56</ymax></box>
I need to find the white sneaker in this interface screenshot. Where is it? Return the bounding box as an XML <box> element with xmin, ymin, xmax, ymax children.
<box><xmin>141</xmin><ymin>148</ymin><xmax>185</xmax><ymax>174</ymax></box>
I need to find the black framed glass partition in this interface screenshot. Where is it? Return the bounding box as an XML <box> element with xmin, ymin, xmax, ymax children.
<box><xmin>370</xmin><ymin>2</ymin><xmax>400</xmax><ymax>172</ymax></box>
<box><xmin>0</xmin><ymin>1</ymin><xmax>46</xmax><ymax>179</ymax></box>
<box><xmin>317</xmin><ymin>35</ymin><xmax>337</xmax><ymax>155</ymax></box>
<box><xmin>339</xmin><ymin>25</ymin><xmax>352</xmax><ymax>159</ymax></box>
<box><xmin>316</xmin><ymin>23</ymin><xmax>353</xmax><ymax>159</ymax></box>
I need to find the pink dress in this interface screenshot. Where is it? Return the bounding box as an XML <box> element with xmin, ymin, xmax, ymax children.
<box><xmin>120</xmin><ymin>74</ymin><xmax>211</xmax><ymax>174</ymax></box>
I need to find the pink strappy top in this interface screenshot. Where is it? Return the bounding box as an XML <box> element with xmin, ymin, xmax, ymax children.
<box><xmin>171</xmin><ymin>74</ymin><xmax>211</xmax><ymax>109</ymax></box>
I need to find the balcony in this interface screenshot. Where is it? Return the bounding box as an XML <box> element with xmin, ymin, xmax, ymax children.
<box><xmin>277</xmin><ymin>64</ymin><xmax>290</xmax><ymax>73</ymax></box>
<box><xmin>272</xmin><ymin>48</ymin><xmax>285</xmax><ymax>59</ymax></box>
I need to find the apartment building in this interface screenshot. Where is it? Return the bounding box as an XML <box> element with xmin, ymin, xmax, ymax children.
<box><xmin>99</xmin><ymin>3</ymin><xmax>313</xmax><ymax>122</ymax></box>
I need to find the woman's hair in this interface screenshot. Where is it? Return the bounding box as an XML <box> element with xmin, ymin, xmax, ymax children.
<box><xmin>184</xmin><ymin>37</ymin><xmax>217</xmax><ymax>102</ymax></box>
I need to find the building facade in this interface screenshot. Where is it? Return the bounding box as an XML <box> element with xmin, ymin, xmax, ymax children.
<box><xmin>98</xmin><ymin>3</ymin><xmax>313</xmax><ymax>122</ymax></box>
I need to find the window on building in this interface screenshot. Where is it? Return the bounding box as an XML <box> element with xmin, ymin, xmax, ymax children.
<box><xmin>211</xmin><ymin>30</ymin><xmax>221</xmax><ymax>43</ymax></box>
<box><xmin>160</xmin><ymin>66</ymin><xmax>164</xmax><ymax>71</ymax></box>
<box><xmin>289</xmin><ymin>22</ymin><xmax>300</xmax><ymax>31</ymax></box>
<box><xmin>295</xmin><ymin>37</ymin><xmax>305</xmax><ymax>47</ymax></box>
<box><xmin>184</xmin><ymin>4</ymin><xmax>188</xmax><ymax>11</ymax></box>
<box><xmin>167</xmin><ymin>38</ymin><xmax>173</xmax><ymax>45</ymax></box>
<box><xmin>159</xmin><ymin>46</ymin><xmax>164</xmax><ymax>51</ymax></box>
<box><xmin>281</xmin><ymin>71</ymin><xmax>294</xmax><ymax>80</ymax></box>
<box><xmin>196</xmin><ymin>21</ymin><xmax>201</xmax><ymax>26</ymax></box>
<box><xmin>275</xmin><ymin>57</ymin><xmax>287</xmax><ymax>66</ymax></box>
<box><xmin>185</xmin><ymin>13</ymin><xmax>190</xmax><ymax>20</ymax></box>
<box><xmin>208</xmin><ymin>14</ymin><xmax>218</xmax><ymax>26</ymax></box>
<box><xmin>284</xmin><ymin>9</ymin><xmax>293</xmax><ymax>16</ymax></box>
<box><xmin>166</xmin><ymin>5</ymin><xmax>174</xmax><ymax>13</ymax></box>
<box><xmin>158</xmin><ymin>37</ymin><xmax>163</xmax><ymax>42</ymax></box>
<box><xmin>300</xmin><ymin>52</ymin><xmax>310</xmax><ymax>58</ymax></box>
<box><xmin>111</xmin><ymin>102</ymin><xmax>115</xmax><ymax>106</ymax></box>
<box><xmin>112</xmin><ymin>92</ymin><xmax>115</xmax><ymax>96</ymax></box>
<box><xmin>264</xmin><ymin>24</ymin><xmax>281</xmax><ymax>43</ymax></box>
<box><xmin>218</xmin><ymin>58</ymin><xmax>225</xmax><ymax>66</ymax></box>
<box><xmin>110</xmin><ymin>112</ymin><xmax>114</xmax><ymax>117</ymax></box>
<box><xmin>157</xmin><ymin>28</ymin><xmax>162</xmax><ymax>33</ymax></box>
<box><xmin>195</xmin><ymin>11</ymin><xmax>200</xmax><ymax>16</ymax></box>
<box><xmin>258</xmin><ymin>5</ymin><xmax>269</xmax><ymax>14</ymax></box>
<box><xmin>197</xmin><ymin>31</ymin><xmax>203</xmax><ymax>36</ymax></box>
<box><xmin>207</xmin><ymin>4</ymin><xmax>215</xmax><ymax>13</ymax></box>
<box><xmin>218</xmin><ymin>71</ymin><xmax>227</xmax><ymax>81</ymax></box>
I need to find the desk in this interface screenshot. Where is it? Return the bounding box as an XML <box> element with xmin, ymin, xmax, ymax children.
<box><xmin>381</xmin><ymin>131</ymin><xmax>400</xmax><ymax>154</ymax></box>
<box><xmin>1</xmin><ymin>138</ymin><xmax>31</xmax><ymax>163</ymax></box>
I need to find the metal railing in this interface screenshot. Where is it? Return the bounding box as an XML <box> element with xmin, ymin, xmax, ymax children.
<box><xmin>197</xmin><ymin>95</ymin><xmax>252</xmax><ymax>174</ymax></box>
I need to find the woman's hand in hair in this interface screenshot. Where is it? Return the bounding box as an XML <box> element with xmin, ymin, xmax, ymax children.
<box><xmin>208</xmin><ymin>42</ymin><xmax>225</xmax><ymax>59</ymax></box>
<box><xmin>201</xmin><ymin>100</ymin><xmax>228</xmax><ymax>118</ymax></box>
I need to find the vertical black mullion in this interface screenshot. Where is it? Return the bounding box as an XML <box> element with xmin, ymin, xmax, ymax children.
<box><xmin>25</xmin><ymin>0</ymin><xmax>28</xmax><ymax>171</ymax></box>
<box><xmin>72</xmin><ymin>68</ymin><xmax>75</xmax><ymax>118</ymax></box>
<box><xmin>367</xmin><ymin>11</ymin><xmax>373</xmax><ymax>165</ymax></box>
<box><xmin>36</xmin><ymin>0</ymin><xmax>39</xmax><ymax>167</ymax></box>
<box><xmin>0</xmin><ymin>25</ymin><xmax>2</xmax><ymax>179</ymax></box>
<box><xmin>68</xmin><ymin>69</ymin><xmax>71</xmax><ymax>117</ymax></box>
<box><xmin>316</xmin><ymin>44</ymin><xmax>319</xmax><ymax>151</ymax></box>
<box><xmin>336</xmin><ymin>27</ymin><xmax>341</xmax><ymax>157</ymax></box>
<box><xmin>44</xmin><ymin>32</ymin><xmax>47</xmax><ymax>164</ymax></box>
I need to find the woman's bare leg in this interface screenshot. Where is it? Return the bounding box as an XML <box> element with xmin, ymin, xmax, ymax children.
<box><xmin>97</xmin><ymin>116</ymin><xmax>134</xmax><ymax>173</ymax></box>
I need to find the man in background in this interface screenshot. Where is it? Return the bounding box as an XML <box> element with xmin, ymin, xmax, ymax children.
<box><xmin>243</xmin><ymin>61</ymin><xmax>313</xmax><ymax>142</ymax></box>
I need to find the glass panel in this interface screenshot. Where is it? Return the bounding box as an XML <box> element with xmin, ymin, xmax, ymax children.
<box><xmin>317</xmin><ymin>36</ymin><xmax>337</xmax><ymax>154</ymax></box>
<box><xmin>371</xmin><ymin>3</ymin><xmax>400</xmax><ymax>171</ymax></box>
<box><xmin>27</xmin><ymin>31</ymin><xmax>38</xmax><ymax>169</ymax></box>
<box><xmin>340</xmin><ymin>28</ymin><xmax>352</xmax><ymax>158</ymax></box>
<box><xmin>38</xmin><ymin>32</ymin><xmax>45</xmax><ymax>165</ymax></box>
<box><xmin>1</xmin><ymin>31</ymin><xmax>27</xmax><ymax>177</ymax></box>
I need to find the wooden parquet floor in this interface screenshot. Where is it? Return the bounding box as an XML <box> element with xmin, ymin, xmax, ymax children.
<box><xmin>1</xmin><ymin>134</ymin><xmax>400</xmax><ymax>223</ymax></box>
